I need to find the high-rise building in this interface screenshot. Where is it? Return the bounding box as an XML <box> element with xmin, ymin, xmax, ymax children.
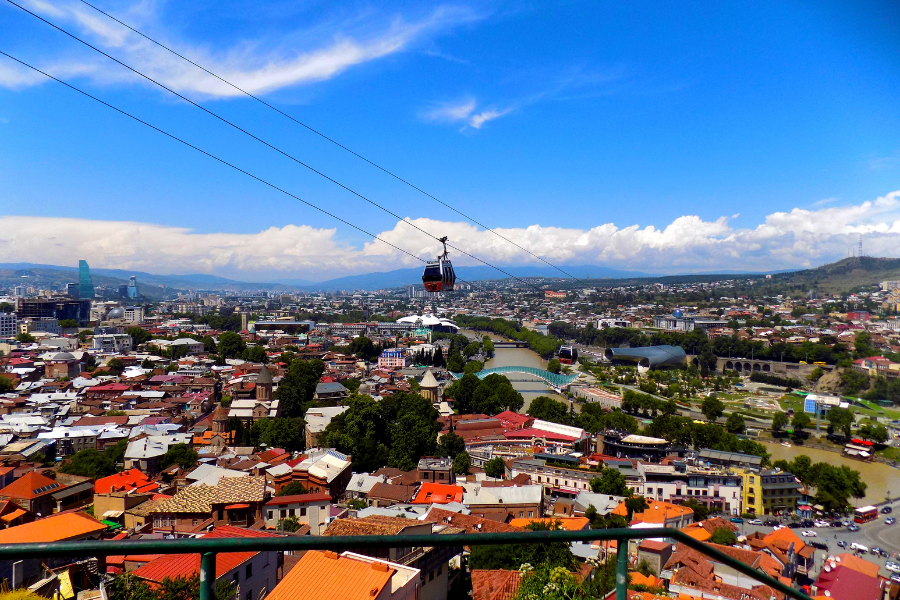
<box><xmin>78</xmin><ymin>260</ymin><xmax>95</xmax><ymax>299</ymax></box>
<box><xmin>127</xmin><ymin>276</ymin><xmax>139</xmax><ymax>299</ymax></box>
<box><xmin>0</xmin><ymin>313</ymin><xmax>17</xmax><ymax>339</ymax></box>
<box><xmin>65</xmin><ymin>283</ymin><xmax>80</xmax><ymax>298</ymax></box>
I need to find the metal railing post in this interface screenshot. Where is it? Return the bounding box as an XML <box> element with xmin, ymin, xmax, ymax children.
<box><xmin>199</xmin><ymin>552</ymin><xmax>216</xmax><ymax>600</ymax></box>
<box><xmin>615</xmin><ymin>537</ymin><xmax>628</xmax><ymax>600</ymax></box>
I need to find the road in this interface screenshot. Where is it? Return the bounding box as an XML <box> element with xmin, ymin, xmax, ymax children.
<box><xmin>734</xmin><ymin>514</ymin><xmax>900</xmax><ymax>580</ymax></box>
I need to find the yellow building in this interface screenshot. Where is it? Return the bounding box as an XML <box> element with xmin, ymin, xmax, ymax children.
<box><xmin>741</xmin><ymin>469</ymin><xmax>801</xmax><ymax>516</ymax></box>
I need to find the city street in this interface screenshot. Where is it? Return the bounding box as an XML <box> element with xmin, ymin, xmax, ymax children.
<box><xmin>734</xmin><ymin>514</ymin><xmax>900</xmax><ymax>580</ymax></box>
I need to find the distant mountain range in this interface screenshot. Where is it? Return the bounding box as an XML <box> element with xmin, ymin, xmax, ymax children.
<box><xmin>1</xmin><ymin>257</ymin><xmax>894</xmax><ymax>295</ymax></box>
<box><xmin>301</xmin><ymin>265</ymin><xmax>654</xmax><ymax>291</ymax></box>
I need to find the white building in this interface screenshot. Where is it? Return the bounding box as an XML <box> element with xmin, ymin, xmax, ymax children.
<box><xmin>0</xmin><ymin>313</ymin><xmax>17</xmax><ymax>339</ymax></box>
<box><xmin>264</xmin><ymin>493</ymin><xmax>333</xmax><ymax>535</ymax></box>
<box><xmin>92</xmin><ymin>334</ymin><xmax>133</xmax><ymax>353</ymax></box>
<box><xmin>124</xmin><ymin>306</ymin><xmax>144</xmax><ymax>323</ymax></box>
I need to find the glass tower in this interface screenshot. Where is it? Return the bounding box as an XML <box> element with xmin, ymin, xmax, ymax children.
<box><xmin>78</xmin><ymin>260</ymin><xmax>95</xmax><ymax>299</ymax></box>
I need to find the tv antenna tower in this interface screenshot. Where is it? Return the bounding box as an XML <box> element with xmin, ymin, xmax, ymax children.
<box><xmin>859</xmin><ymin>234</ymin><xmax>863</xmax><ymax>258</ymax></box>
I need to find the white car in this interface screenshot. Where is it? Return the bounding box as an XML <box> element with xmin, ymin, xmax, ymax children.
<box><xmin>801</xmin><ymin>530</ymin><xmax>817</xmax><ymax>537</ymax></box>
<box><xmin>886</xmin><ymin>561</ymin><xmax>900</xmax><ymax>574</ymax></box>
<box><xmin>747</xmin><ymin>519</ymin><xmax>763</xmax><ymax>526</ymax></box>
<box><xmin>814</xmin><ymin>520</ymin><xmax>830</xmax><ymax>528</ymax></box>
<box><xmin>851</xmin><ymin>542</ymin><xmax>869</xmax><ymax>552</ymax></box>
<box><xmin>773</xmin><ymin>524</ymin><xmax>785</xmax><ymax>530</ymax></box>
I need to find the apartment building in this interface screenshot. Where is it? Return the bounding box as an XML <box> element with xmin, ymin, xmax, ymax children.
<box><xmin>742</xmin><ymin>469</ymin><xmax>802</xmax><ymax>516</ymax></box>
<box><xmin>637</xmin><ymin>462</ymin><xmax>743</xmax><ymax>515</ymax></box>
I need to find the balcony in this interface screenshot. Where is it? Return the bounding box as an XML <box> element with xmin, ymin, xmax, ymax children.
<box><xmin>0</xmin><ymin>527</ymin><xmax>813</xmax><ymax>600</ymax></box>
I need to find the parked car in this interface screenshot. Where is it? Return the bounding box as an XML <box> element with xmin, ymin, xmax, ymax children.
<box><xmin>887</xmin><ymin>517</ymin><xmax>896</xmax><ymax>525</ymax></box>
<box><xmin>730</xmin><ymin>517</ymin><xmax>744</xmax><ymax>524</ymax></box>
<box><xmin>787</xmin><ymin>522</ymin><xmax>802</xmax><ymax>529</ymax></box>
<box><xmin>881</xmin><ymin>549</ymin><xmax>891</xmax><ymax>558</ymax></box>
<box><xmin>837</xmin><ymin>540</ymin><xmax>848</xmax><ymax>548</ymax></box>
<box><xmin>747</xmin><ymin>519</ymin><xmax>763</xmax><ymax>526</ymax></box>
<box><xmin>891</xmin><ymin>575</ymin><xmax>900</xmax><ymax>585</ymax></box>
<box><xmin>810</xmin><ymin>541</ymin><xmax>829</xmax><ymax>550</ymax></box>
<box><xmin>830</xmin><ymin>521</ymin><xmax>842</xmax><ymax>527</ymax></box>
<box><xmin>800</xmin><ymin>519</ymin><xmax>815</xmax><ymax>527</ymax></box>
<box><xmin>871</xmin><ymin>547</ymin><xmax>883</xmax><ymax>555</ymax></box>
<box><xmin>763</xmin><ymin>519</ymin><xmax>779</xmax><ymax>527</ymax></box>
<box><xmin>882</xmin><ymin>506</ymin><xmax>893</xmax><ymax>514</ymax></box>
<box><xmin>814</xmin><ymin>520</ymin><xmax>830</xmax><ymax>528</ymax></box>
<box><xmin>801</xmin><ymin>530</ymin><xmax>817</xmax><ymax>537</ymax></box>
<box><xmin>851</xmin><ymin>542</ymin><xmax>869</xmax><ymax>552</ymax></box>
<box><xmin>848</xmin><ymin>524</ymin><xmax>861</xmax><ymax>532</ymax></box>
<box><xmin>773</xmin><ymin>524</ymin><xmax>785</xmax><ymax>530</ymax></box>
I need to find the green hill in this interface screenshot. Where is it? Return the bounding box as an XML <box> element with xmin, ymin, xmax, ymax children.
<box><xmin>768</xmin><ymin>256</ymin><xmax>900</xmax><ymax>295</ymax></box>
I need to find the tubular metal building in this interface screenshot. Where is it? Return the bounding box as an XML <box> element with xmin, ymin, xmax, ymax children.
<box><xmin>604</xmin><ymin>345</ymin><xmax>686</xmax><ymax>371</ymax></box>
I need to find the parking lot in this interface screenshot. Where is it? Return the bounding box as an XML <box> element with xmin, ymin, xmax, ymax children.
<box><xmin>732</xmin><ymin>512</ymin><xmax>900</xmax><ymax>580</ymax></box>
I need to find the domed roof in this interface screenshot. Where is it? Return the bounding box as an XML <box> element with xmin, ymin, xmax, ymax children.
<box><xmin>52</xmin><ymin>352</ymin><xmax>76</xmax><ymax>361</ymax></box>
<box><xmin>107</xmin><ymin>308</ymin><xmax>125</xmax><ymax>319</ymax></box>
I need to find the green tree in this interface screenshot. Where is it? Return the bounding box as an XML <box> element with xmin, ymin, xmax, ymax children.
<box><xmin>547</xmin><ymin>358</ymin><xmax>562</xmax><ymax>374</ymax></box>
<box><xmin>251</xmin><ymin>417</ymin><xmax>305</xmax><ymax>452</ymax></box>
<box><xmin>108</xmin><ymin>573</ymin><xmax>156</xmax><ymax>600</ymax></box>
<box><xmin>453</xmin><ymin>452</ymin><xmax>471</xmax><ymax>475</ymax></box>
<box><xmin>277</xmin><ymin>516</ymin><xmax>301</xmax><ymax>532</ymax></box>
<box><xmin>58</xmin><ymin>319</ymin><xmax>78</xmax><ymax>328</ymax></box>
<box><xmin>213</xmin><ymin>580</ymin><xmax>237</xmax><ymax>600</ymax></box>
<box><xmin>217</xmin><ymin>332</ymin><xmax>246</xmax><ymax>359</ymax></box>
<box><xmin>158</xmin><ymin>575</ymin><xmax>199</xmax><ymax>600</ymax></box>
<box><xmin>624</xmin><ymin>496</ymin><xmax>649</xmax><ymax>520</ymax></box>
<box><xmin>276</xmin><ymin>358</ymin><xmax>325</xmax><ymax>418</ymax></box>
<box><xmin>276</xmin><ymin>481</ymin><xmax>308</xmax><ymax>496</ymax></box>
<box><xmin>462</xmin><ymin>342</ymin><xmax>481</xmax><ymax>358</ymax></box>
<box><xmin>725</xmin><ymin>412</ymin><xmax>746</xmax><ymax>434</ymax></box>
<box><xmin>463</xmin><ymin>360</ymin><xmax>484</xmax><ymax>375</ymax></box>
<box><xmin>436</xmin><ymin>432</ymin><xmax>466</xmax><ymax>459</ymax></box>
<box><xmin>701</xmin><ymin>396</ymin><xmax>725</xmax><ymax>422</ymax></box>
<box><xmin>16</xmin><ymin>332</ymin><xmax>36</xmax><ymax>343</ymax></box>
<box><xmin>242</xmin><ymin>345</ymin><xmax>269</xmax><ymax>363</ymax></box>
<box><xmin>126</xmin><ymin>327</ymin><xmax>152</xmax><ymax>346</ymax></box>
<box><xmin>636</xmin><ymin>559</ymin><xmax>656</xmax><ymax>577</ymax></box>
<box><xmin>826</xmin><ymin>407</ymin><xmax>854</xmax><ymax>438</ymax></box>
<box><xmin>446</xmin><ymin>351</ymin><xmax>465</xmax><ymax>372</ymax></box>
<box><xmin>159</xmin><ymin>444</ymin><xmax>198</xmax><ymax>470</ymax></box>
<box><xmin>791</xmin><ymin>411</ymin><xmax>812</xmax><ymax>432</ymax></box>
<box><xmin>589</xmin><ymin>468</ymin><xmax>630</xmax><ymax>496</ymax></box>
<box><xmin>485</xmin><ymin>457</ymin><xmax>506</xmax><ymax>479</ymax></box>
<box><xmin>859</xmin><ymin>423</ymin><xmax>889</xmax><ymax>443</ymax></box>
<box><xmin>106</xmin><ymin>358</ymin><xmax>125</xmax><ymax>376</ymax></box>
<box><xmin>808</xmin><ymin>367</ymin><xmax>825</xmax><ymax>382</ymax></box>
<box><xmin>527</xmin><ymin>396</ymin><xmax>569</xmax><ymax>424</ymax></box>
<box><xmin>680</xmin><ymin>498</ymin><xmax>710</xmax><ymax>521</ymax></box>
<box><xmin>772</xmin><ymin>411</ymin><xmax>789</xmax><ymax>434</ymax></box>
<box><xmin>59</xmin><ymin>448</ymin><xmax>116</xmax><ymax>479</ymax></box>
<box><xmin>710</xmin><ymin>527</ymin><xmax>738</xmax><ymax>546</ymax></box>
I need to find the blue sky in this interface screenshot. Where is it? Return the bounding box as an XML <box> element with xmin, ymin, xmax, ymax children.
<box><xmin>1</xmin><ymin>0</ymin><xmax>899</xmax><ymax>280</ymax></box>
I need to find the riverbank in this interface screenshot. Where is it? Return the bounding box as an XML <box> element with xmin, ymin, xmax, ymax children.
<box><xmin>763</xmin><ymin>440</ymin><xmax>900</xmax><ymax>504</ymax></box>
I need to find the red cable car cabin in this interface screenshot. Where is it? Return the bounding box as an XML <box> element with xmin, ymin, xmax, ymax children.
<box><xmin>422</xmin><ymin>237</ymin><xmax>456</xmax><ymax>292</ymax></box>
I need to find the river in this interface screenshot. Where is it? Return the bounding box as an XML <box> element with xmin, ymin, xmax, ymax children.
<box><xmin>765</xmin><ymin>442</ymin><xmax>900</xmax><ymax>505</ymax></box>
<box><xmin>461</xmin><ymin>329</ymin><xmax>568</xmax><ymax>413</ymax></box>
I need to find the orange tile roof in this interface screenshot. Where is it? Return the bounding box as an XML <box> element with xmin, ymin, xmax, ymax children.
<box><xmin>0</xmin><ymin>471</ymin><xmax>62</xmax><ymax>500</ymax></box>
<box><xmin>0</xmin><ymin>512</ymin><xmax>106</xmax><ymax>544</ymax></box>
<box><xmin>410</xmin><ymin>482</ymin><xmax>464</xmax><ymax>505</ymax></box>
<box><xmin>628</xmin><ymin>571</ymin><xmax>663</xmax><ymax>588</ymax></box>
<box><xmin>612</xmin><ymin>499</ymin><xmax>693</xmax><ymax>524</ymax></box>
<box><xmin>131</xmin><ymin>527</ymin><xmax>280</xmax><ymax>583</ymax></box>
<box><xmin>507</xmin><ymin>517</ymin><xmax>589</xmax><ymax>531</ymax></box>
<box><xmin>268</xmin><ymin>551</ymin><xmax>394</xmax><ymax>600</ymax></box>
<box><xmin>827</xmin><ymin>553</ymin><xmax>881</xmax><ymax>578</ymax></box>
<box><xmin>95</xmin><ymin>469</ymin><xmax>159</xmax><ymax>495</ymax></box>
<box><xmin>472</xmin><ymin>569</ymin><xmax>521</xmax><ymax>600</ymax></box>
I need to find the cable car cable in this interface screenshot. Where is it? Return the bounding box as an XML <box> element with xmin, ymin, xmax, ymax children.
<box><xmin>71</xmin><ymin>0</ymin><xmax>588</xmax><ymax>286</ymax></box>
<box><xmin>0</xmin><ymin>50</ymin><xmax>498</xmax><ymax>297</ymax></box>
<box><xmin>6</xmin><ymin>0</ymin><xmax>547</xmax><ymax>293</ymax></box>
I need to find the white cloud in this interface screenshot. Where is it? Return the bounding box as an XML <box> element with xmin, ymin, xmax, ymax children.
<box><xmin>2</xmin><ymin>1</ymin><xmax>479</xmax><ymax>97</ymax></box>
<box><xmin>422</xmin><ymin>98</ymin><xmax>513</xmax><ymax>129</ymax></box>
<box><xmin>3</xmin><ymin>191</ymin><xmax>900</xmax><ymax>279</ymax></box>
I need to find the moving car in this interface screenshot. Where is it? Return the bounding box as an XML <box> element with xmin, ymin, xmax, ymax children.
<box><xmin>882</xmin><ymin>506</ymin><xmax>893</xmax><ymax>514</ymax></box>
<box><xmin>730</xmin><ymin>517</ymin><xmax>743</xmax><ymax>524</ymax></box>
<box><xmin>851</xmin><ymin>542</ymin><xmax>868</xmax><ymax>552</ymax></box>
<box><xmin>801</xmin><ymin>530</ymin><xmax>817</xmax><ymax>537</ymax></box>
<box><xmin>837</xmin><ymin>540</ymin><xmax>848</xmax><ymax>548</ymax></box>
<box><xmin>848</xmin><ymin>524</ymin><xmax>861</xmax><ymax>532</ymax></box>
<box><xmin>814</xmin><ymin>520</ymin><xmax>830</xmax><ymax>527</ymax></box>
<box><xmin>887</xmin><ymin>517</ymin><xmax>896</xmax><ymax>525</ymax></box>
<box><xmin>747</xmin><ymin>519</ymin><xmax>763</xmax><ymax>526</ymax></box>
<box><xmin>871</xmin><ymin>547</ymin><xmax>883</xmax><ymax>555</ymax></box>
<box><xmin>764</xmin><ymin>519</ymin><xmax>779</xmax><ymax>527</ymax></box>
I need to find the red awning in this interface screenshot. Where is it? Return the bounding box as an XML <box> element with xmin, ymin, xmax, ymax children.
<box><xmin>225</xmin><ymin>503</ymin><xmax>249</xmax><ymax>509</ymax></box>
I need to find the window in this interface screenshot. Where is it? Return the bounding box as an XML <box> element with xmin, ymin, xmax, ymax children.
<box><xmin>439</xmin><ymin>473</ymin><xmax>445</xmax><ymax>480</ymax></box>
<box><xmin>437</xmin><ymin>565</ymin><xmax>442</xmax><ymax>576</ymax></box>
<box><xmin>280</xmin><ymin>509</ymin><xmax>286</xmax><ymax>518</ymax></box>
<box><xmin>232</xmin><ymin>572</ymin><xmax>239</xmax><ymax>585</ymax></box>
<box><xmin>647</xmin><ymin>487</ymin><xmax>653</xmax><ymax>494</ymax></box>
<box><xmin>245</xmin><ymin>590</ymin><xmax>252</xmax><ymax>600</ymax></box>
<box><xmin>528</xmin><ymin>512</ymin><xmax>534</xmax><ymax>517</ymax></box>
<box><xmin>267</xmin><ymin>511</ymin><xmax>273</xmax><ymax>520</ymax></box>
<box><xmin>429</xmin><ymin>570</ymin><xmax>435</xmax><ymax>581</ymax></box>
<box><xmin>289</xmin><ymin>508</ymin><xmax>295</xmax><ymax>516</ymax></box>
<box><xmin>192</xmin><ymin>519</ymin><xmax>198</xmax><ymax>526</ymax></box>
<box><xmin>246</xmin><ymin>563</ymin><xmax>252</xmax><ymax>578</ymax></box>
<box><xmin>519</xmin><ymin>511</ymin><xmax>524</xmax><ymax>517</ymax></box>
<box><xmin>300</xmin><ymin>507</ymin><xmax>307</xmax><ymax>517</ymax></box>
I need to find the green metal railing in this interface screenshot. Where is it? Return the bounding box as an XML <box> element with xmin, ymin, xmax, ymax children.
<box><xmin>0</xmin><ymin>527</ymin><xmax>812</xmax><ymax>600</ymax></box>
